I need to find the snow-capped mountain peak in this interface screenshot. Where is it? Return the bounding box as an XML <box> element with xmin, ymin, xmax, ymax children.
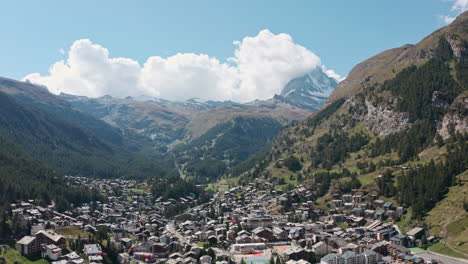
<box><xmin>279</xmin><ymin>67</ymin><xmax>338</xmax><ymax>110</ymax></box>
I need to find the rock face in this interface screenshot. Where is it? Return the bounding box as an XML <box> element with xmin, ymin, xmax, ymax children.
<box><xmin>279</xmin><ymin>67</ymin><xmax>337</xmax><ymax>111</ymax></box>
<box><xmin>363</xmin><ymin>99</ymin><xmax>412</xmax><ymax>136</ymax></box>
<box><xmin>446</xmin><ymin>35</ymin><xmax>467</xmax><ymax>60</ymax></box>
<box><xmin>438</xmin><ymin>93</ymin><xmax>468</xmax><ymax>139</ymax></box>
<box><xmin>255</xmin><ymin>11</ymin><xmax>468</xmax><ymax>186</ymax></box>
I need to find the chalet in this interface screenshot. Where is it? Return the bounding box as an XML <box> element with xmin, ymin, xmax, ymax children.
<box><xmin>406</xmin><ymin>227</ymin><xmax>425</xmax><ymax>240</ymax></box>
<box><xmin>252</xmin><ymin>227</ymin><xmax>274</xmax><ymax>241</ymax></box>
<box><xmin>387</xmin><ymin>243</ymin><xmax>410</xmax><ymax>258</ymax></box>
<box><xmin>397</xmin><ymin>254</ymin><xmax>424</xmax><ymax>263</ymax></box>
<box><xmin>273</xmin><ymin>227</ymin><xmax>289</xmax><ymax>240</ymax></box>
<box><xmin>284</xmin><ymin>247</ymin><xmax>314</xmax><ymax>262</ymax></box>
<box><xmin>390</xmin><ymin>234</ymin><xmax>409</xmax><ymax>247</ymax></box>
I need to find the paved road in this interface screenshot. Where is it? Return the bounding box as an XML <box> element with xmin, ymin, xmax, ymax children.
<box><xmin>414</xmin><ymin>251</ymin><xmax>468</xmax><ymax>264</ymax></box>
<box><xmin>166</xmin><ymin>222</ymin><xmax>187</xmax><ymax>244</ymax></box>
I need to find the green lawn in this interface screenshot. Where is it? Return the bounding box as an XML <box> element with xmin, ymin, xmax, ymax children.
<box><xmin>197</xmin><ymin>242</ymin><xmax>209</xmax><ymax>248</ymax></box>
<box><xmin>56</xmin><ymin>226</ymin><xmax>90</xmax><ymax>238</ymax></box>
<box><xmin>337</xmin><ymin>222</ymin><xmax>349</xmax><ymax>230</ymax></box>
<box><xmin>206</xmin><ymin>177</ymin><xmax>239</xmax><ymax>193</ymax></box>
<box><xmin>409</xmin><ymin>248</ymin><xmax>426</xmax><ymax>253</ymax></box>
<box><xmin>357</xmin><ymin>174</ymin><xmax>377</xmax><ymax>185</ymax></box>
<box><xmin>130</xmin><ymin>188</ymin><xmax>145</xmax><ymax>194</ymax></box>
<box><xmin>2</xmin><ymin>248</ymin><xmax>49</xmax><ymax>264</ymax></box>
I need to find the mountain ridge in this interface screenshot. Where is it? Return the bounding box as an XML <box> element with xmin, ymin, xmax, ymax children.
<box><xmin>233</xmin><ymin>12</ymin><xmax>467</xmax><ymax>253</ymax></box>
<box><xmin>330</xmin><ymin>11</ymin><xmax>468</xmax><ymax>102</ymax></box>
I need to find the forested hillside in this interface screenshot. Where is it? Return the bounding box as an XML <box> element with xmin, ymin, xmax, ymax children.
<box><xmin>0</xmin><ymin>135</ymin><xmax>100</xmax><ymax>212</ymax></box>
<box><xmin>237</xmin><ymin>12</ymin><xmax>468</xmax><ymax>236</ymax></box>
<box><xmin>0</xmin><ymin>90</ymin><xmax>176</xmax><ymax>179</ymax></box>
<box><xmin>173</xmin><ymin>116</ymin><xmax>283</xmax><ymax>183</ymax></box>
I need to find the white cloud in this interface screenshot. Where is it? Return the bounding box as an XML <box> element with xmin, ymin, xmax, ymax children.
<box><xmin>25</xmin><ymin>39</ymin><xmax>143</xmax><ymax>98</ymax></box>
<box><xmin>443</xmin><ymin>15</ymin><xmax>456</xmax><ymax>24</ymax></box>
<box><xmin>229</xmin><ymin>30</ymin><xmax>322</xmax><ymax>101</ymax></box>
<box><xmin>23</xmin><ymin>30</ymin><xmax>339</xmax><ymax>102</ymax></box>
<box><xmin>321</xmin><ymin>65</ymin><xmax>345</xmax><ymax>82</ymax></box>
<box><xmin>441</xmin><ymin>0</ymin><xmax>467</xmax><ymax>24</ymax></box>
<box><xmin>140</xmin><ymin>53</ymin><xmax>239</xmax><ymax>101</ymax></box>
<box><xmin>451</xmin><ymin>0</ymin><xmax>468</xmax><ymax>12</ymax></box>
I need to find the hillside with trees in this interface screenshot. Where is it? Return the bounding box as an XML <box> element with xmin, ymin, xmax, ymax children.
<box><xmin>237</xmin><ymin>12</ymin><xmax>468</xmax><ymax>237</ymax></box>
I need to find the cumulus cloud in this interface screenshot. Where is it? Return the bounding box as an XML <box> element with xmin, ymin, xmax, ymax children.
<box><xmin>25</xmin><ymin>39</ymin><xmax>143</xmax><ymax>98</ymax></box>
<box><xmin>441</xmin><ymin>0</ymin><xmax>467</xmax><ymax>24</ymax></box>
<box><xmin>140</xmin><ymin>53</ymin><xmax>239</xmax><ymax>101</ymax></box>
<box><xmin>229</xmin><ymin>30</ymin><xmax>322</xmax><ymax>102</ymax></box>
<box><xmin>23</xmin><ymin>30</ymin><xmax>341</xmax><ymax>102</ymax></box>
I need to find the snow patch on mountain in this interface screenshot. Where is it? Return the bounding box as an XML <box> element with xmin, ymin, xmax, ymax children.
<box><xmin>279</xmin><ymin>67</ymin><xmax>338</xmax><ymax>111</ymax></box>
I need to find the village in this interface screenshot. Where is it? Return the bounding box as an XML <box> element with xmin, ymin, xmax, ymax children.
<box><xmin>1</xmin><ymin>176</ymin><xmax>465</xmax><ymax>264</ymax></box>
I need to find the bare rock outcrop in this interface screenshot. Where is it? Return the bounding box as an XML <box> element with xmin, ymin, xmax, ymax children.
<box><xmin>438</xmin><ymin>94</ymin><xmax>468</xmax><ymax>139</ymax></box>
<box><xmin>363</xmin><ymin>99</ymin><xmax>412</xmax><ymax>136</ymax></box>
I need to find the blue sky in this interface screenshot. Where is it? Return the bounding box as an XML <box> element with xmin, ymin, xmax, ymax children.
<box><xmin>1</xmin><ymin>0</ymin><xmax>465</xmax><ymax>101</ymax></box>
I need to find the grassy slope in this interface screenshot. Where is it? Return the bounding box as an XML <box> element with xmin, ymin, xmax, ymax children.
<box><xmin>2</xmin><ymin>248</ymin><xmax>49</xmax><ymax>264</ymax></box>
<box><xmin>330</xmin><ymin>11</ymin><xmax>468</xmax><ymax>101</ymax></box>
<box><xmin>425</xmin><ymin>170</ymin><xmax>468</xmax><ymax>257</ymax></box>
<box><xmin>429</xmin><ymin>242</ymin><xmax>467</xmax><ymax>259</ymax></box>
<box><xmin>56</xmin><ymin>226</ymin><xmax>91</xmax><ymax>239</ymax></box>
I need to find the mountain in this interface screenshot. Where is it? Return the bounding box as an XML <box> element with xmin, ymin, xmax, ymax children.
<box><xmin>60</xmin><ymin>93</ymin><xmax>216</xmax><ymax>149</ymax></box>
<box><xmin>278</xmin><ymin>66</ymin><xmax>337</xmax><ymax>111</ymax></box>
<box><xmin>56</xmin><ymin>67</ymin><xmax>337</xmax><ymax>180</ymax></box>
<box><xmin>330</xmin><ymin>11</ymin><xmax>468</xmax><ymax>101</ymax></box>
<box><xmin>173</xmin><ymin>116</ymin><xmax>283</xmax><ymax>183</ymax></box>
<box><xmin>60</xmin><ymin>67</ymin><xmax>337</xmax><ymax>148</ymax></box>
<box><xmin>0</xmin><ymin>78</ymin><xmax>177</xmax><ymax>179</ymax></box>
<box><xmin>0</xmin><ymin>78</ymin><xmax>128</xmax><ymax>147</ymax></box>
<box><xmin>237</xmin><ymin>11</ymin><xmax>468</xmax><ymax>253</ymax></box>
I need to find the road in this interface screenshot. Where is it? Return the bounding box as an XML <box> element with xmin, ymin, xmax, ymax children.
<box><xmin>415</xmin><ymin>251</ymin><xmax>468</xmax><ymax>264</ymax></box>
<box><xmin>166</xmin><ymin>222</ymin><xmax>187</xmax><ymax>244</ymax></box>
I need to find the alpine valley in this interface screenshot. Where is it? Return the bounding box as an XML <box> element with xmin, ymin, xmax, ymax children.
<box><xmin>0</xmin><ymin>8</ymin><xmax>467</xmax><ymax>264</ymax></box>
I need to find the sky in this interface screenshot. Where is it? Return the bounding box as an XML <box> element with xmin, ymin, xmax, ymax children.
<box><xmin>1</xmin><ymin>0</ymin><xmax>466</xmax><ymax>102</ymax></box>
